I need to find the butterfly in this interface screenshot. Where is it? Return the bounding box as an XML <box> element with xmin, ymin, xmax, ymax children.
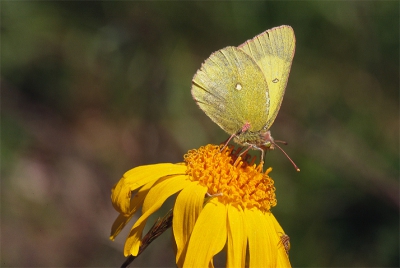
<box><xmin>192</xmin><ymin>25</ymin><xmax>298</xmax><ymax>170</ymax></box>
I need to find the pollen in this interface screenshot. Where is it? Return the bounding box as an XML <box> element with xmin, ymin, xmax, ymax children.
<box><xmin>184</xmin><ymin>144</ymin><xmax>277</xmax><ymax>212</ymax></box>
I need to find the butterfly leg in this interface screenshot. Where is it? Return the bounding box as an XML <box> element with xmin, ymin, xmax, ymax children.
<box><xmin>221</xmin><ymin>123</ymin><xmax>251</xmax><ymax>152</ymax></box>
<box><xmin>248</xmin><ymin>144</ymin><xmax>266</xmax><ymax>164</ymax></box>
<box><xmin>233</xmin><ymin>145</ymin><xmax>252</xmax><ymax>165</ymax></box>
<box><xmin>234</xmin><ymin>144</ymin><xmax>265</xmax><ymax>165</ymax></box>
<box><xmin>220</xmin><ymin>133</ymin><xmax>236</xmax><ymax>152</ymax></box>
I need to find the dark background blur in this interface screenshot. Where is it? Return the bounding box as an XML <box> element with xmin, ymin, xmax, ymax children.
<box><xmin>1</xmin><ymin>1</ymin><xmax>399</xmax><ymax>267</ymax></box>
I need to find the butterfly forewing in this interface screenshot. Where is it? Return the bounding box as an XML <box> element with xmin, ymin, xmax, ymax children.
<box><xmin>192</xmin><ymin>46</ymin><xmax>270</xmax><ymax>135</ymax></box>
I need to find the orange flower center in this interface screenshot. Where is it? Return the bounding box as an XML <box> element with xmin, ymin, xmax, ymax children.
<box><xmin>184</xmin><ymin>144</ymin><xmax>277</xmax><ymax>212</ymax></box>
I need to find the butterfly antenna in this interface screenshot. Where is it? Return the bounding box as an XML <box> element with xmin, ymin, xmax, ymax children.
<box><xmin>271</xmin><ymin>141</ymin><xmax>300</xmax><ymax>172</ymax></box>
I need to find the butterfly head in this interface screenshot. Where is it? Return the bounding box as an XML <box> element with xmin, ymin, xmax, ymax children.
<box><xmin>234</xmin><ymin>127</ymin><xmax>299</xmax><ymax>171</ymax></box>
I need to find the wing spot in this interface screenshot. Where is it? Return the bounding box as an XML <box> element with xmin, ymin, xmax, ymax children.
<box><xmin>235</xmin><ymin>83</ymin><xmax>242</xmax><ymax>91</ymax></box>
<box><xmin>272</xmin><ymin>78</ymin><xmax>279</xmax><ymax>83</ymax></box>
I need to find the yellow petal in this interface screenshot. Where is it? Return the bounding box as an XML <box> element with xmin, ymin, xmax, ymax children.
<box><xmin>110</xmin><ymin>179</ymin><xmax>157</xmax><ymax>240</ymax></box>
<box><xmin>276</xmin><ymin>245</ymin><xmax>292</xmax><ymax>268</ymax></box>
<box><xmin>124</xmin><ymin>175</ymin><xmax>190</xmax><ymax>257</ymax></box>
<box><xmin>173</xmin><ymin>182</ymin><xmax>207</xmax><ymax>267</ymax></box>
<box><xmin>226</xmin><ymin>204</ymin><xmax>246</xmax><ymax>268</ymax></box>
<box><xmin>270</xmin><ymin>212</ymin><xmax>285</xmax><ymax>233</ymax></box>
<box><xmin>183</xmin><ymin>199</ymin><xmax>227</xmax><ymax>268</ymax></box>
<box><xmin>245</xmin><ymin>208</ymin><xmax>277</xmax><ymax>268</ymax></box>
<box><xmin>111</xmin><ymin>163</ymin><xmax>186</xmax><ymax>215</ymax></box>
<box><xmin>268</xmin><ymin>213</ymin><xmax>291</xmax><ymax>268</ymax></box>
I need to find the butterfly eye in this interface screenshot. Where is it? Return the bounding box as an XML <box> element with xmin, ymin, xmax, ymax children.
<box><xmin>235</xmin><ymin>83</ymin><xmax>243</xmax><ymax>91</ymax></box>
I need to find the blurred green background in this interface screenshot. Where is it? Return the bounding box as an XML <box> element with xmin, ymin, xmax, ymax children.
<box><xmin>1</xmin><ymin>1</ymin><xmax>398</xmax><ymax>267</ymax></box>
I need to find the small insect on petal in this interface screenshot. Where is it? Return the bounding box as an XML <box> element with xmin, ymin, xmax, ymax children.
<box><xmin>278</xmin><ymin>232</ymin><xmax>291</xmax><ymax>255</ymax></box>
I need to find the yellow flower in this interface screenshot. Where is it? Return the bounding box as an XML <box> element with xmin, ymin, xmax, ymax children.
<box><xmin>110</xmin><ymin>144</ymin><xmax>291</xmax><ymax>268</ymax></box>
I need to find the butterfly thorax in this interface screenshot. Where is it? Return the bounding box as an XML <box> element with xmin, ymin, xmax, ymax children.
<box><xmin>234</xmin><ymin>129</ymin><xmax>275</xmax><ymax>150</ymax></box>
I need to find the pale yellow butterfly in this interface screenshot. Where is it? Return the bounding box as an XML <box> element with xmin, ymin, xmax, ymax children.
<box><xmin>192</xmin><ymin>25</ymin><xmax>298</xmax><ymax>170</ymax></box>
